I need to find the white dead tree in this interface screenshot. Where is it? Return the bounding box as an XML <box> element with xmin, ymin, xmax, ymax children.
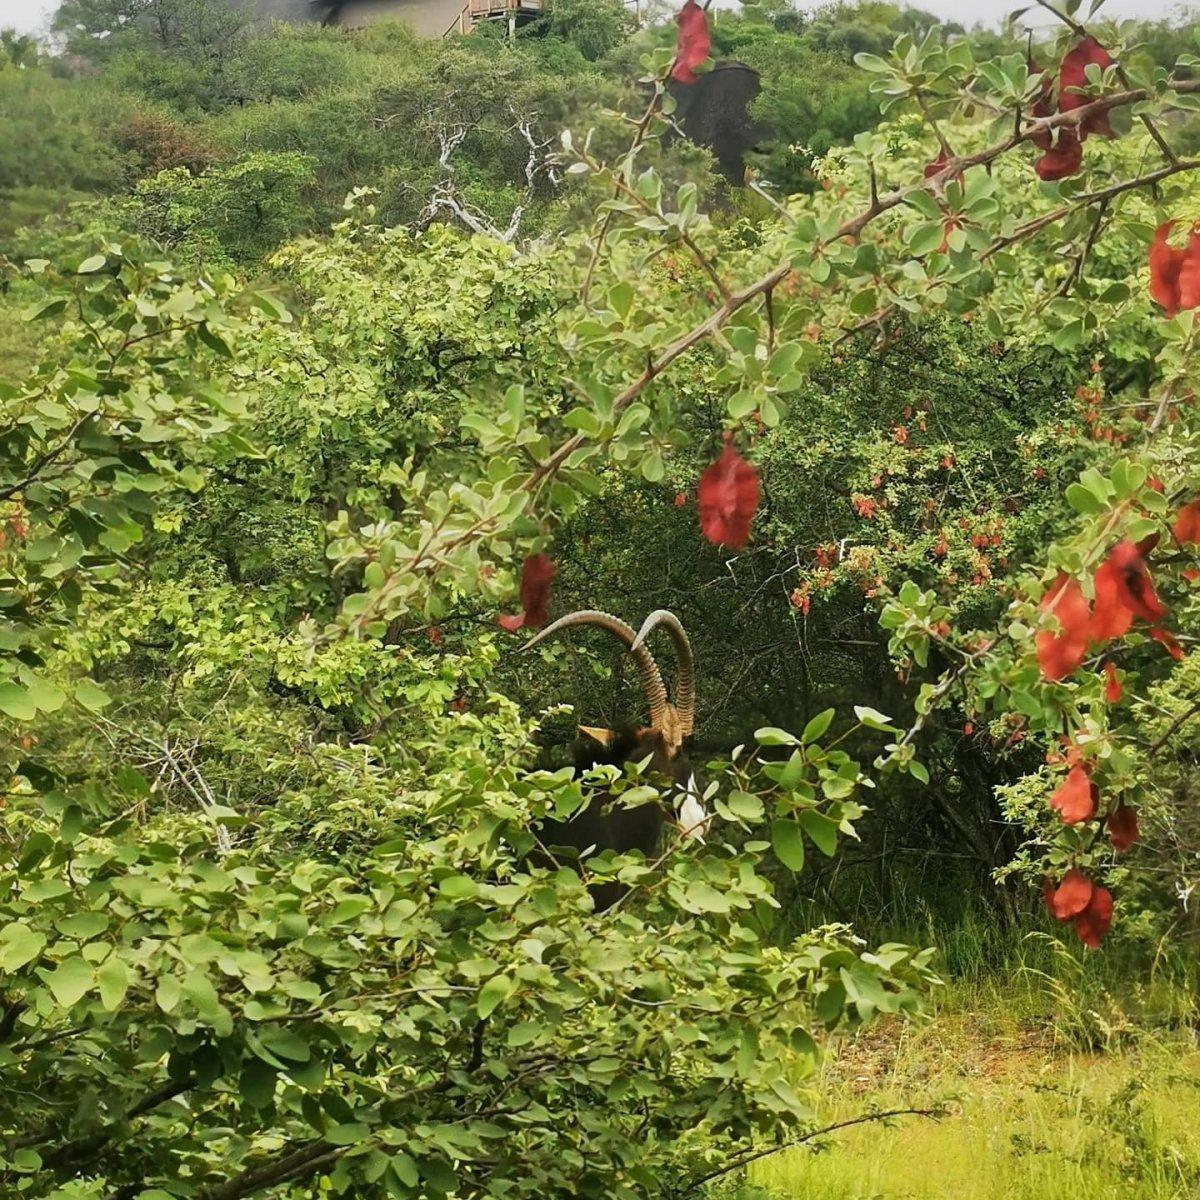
<box><xmin>418</xmin><ymin>112</ymin><xmax>560</xmax><ymax>246</ymax></box>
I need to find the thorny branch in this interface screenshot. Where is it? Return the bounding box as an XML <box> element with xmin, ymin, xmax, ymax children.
<box><xmin>350</xmin><ymin>79</ymin><xmax>1200</xmax><ymax>637</ymax></box>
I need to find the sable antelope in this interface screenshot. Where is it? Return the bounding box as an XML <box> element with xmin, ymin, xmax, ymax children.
<box><xmin>523</xmin><ymin>609</ymin><xmax>708</xmax><ymax>906</ymax></box>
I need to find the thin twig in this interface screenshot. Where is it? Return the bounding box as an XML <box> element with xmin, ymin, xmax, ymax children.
<box><xmin>682</xmin><ymin>1107</ymin><xmax>946</xmax><ymax>1192</ymax></box>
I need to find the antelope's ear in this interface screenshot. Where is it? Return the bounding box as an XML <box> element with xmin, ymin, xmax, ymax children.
<box><xmin>578</xmin><ymin>725</ymin><xmax>614</xmax><ymax>749</ymax></box>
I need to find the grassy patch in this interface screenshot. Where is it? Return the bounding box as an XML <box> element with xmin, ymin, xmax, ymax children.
<box><xmin>720</xmin><ymin>986</ymin><xmax>1200</xmax><ymax>1200</ymax></box>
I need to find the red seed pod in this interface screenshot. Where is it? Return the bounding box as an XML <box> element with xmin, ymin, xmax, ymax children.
<box><xmin>1050</xmin><ymin>764</ymin><xmax>1097</xmax><ymax>825</ymax></box>
<box><xmin>697</xmin><ymin>440</ymin><xmax>760</xmax><ymax>550</ymax></box>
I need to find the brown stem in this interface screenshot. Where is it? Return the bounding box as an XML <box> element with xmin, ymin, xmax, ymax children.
<box><xmin>1147</xmin><ymin>699</ymin><xmax>1200</xmax><ymax>758</ymax></box>
<box><xmin>0</xmin><ymin>413</ymin><xmax>95</xmax><ymax>502</ymax></box>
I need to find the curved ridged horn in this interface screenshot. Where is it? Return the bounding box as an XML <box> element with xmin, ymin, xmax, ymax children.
<box><xmin>523</xmin><ymin>609</ymin><xmax>669</xmax><ymax>729</ymax></box>
<box><xmin>631</xmin><ymin>610</ymin><xmax>695</xmax><ymax>736</ymax></box>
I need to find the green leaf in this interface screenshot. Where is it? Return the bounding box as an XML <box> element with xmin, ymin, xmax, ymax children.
<box><xmin>42</xmin><ymin>955</ymin><xmax>93</xmax><ymax>1008</ymax></box>
<box><xmin>477</xmin><ymin>973</ymin><xmax>514</xmax><ymax>1019</ymax></box>
<box><xmin>74</xmin><ymin>679</ymin><xmax>112</xmax><ymax>712</ymax></box>
<box><xmin>20</xmin><ymin>671</ymin><xmax>65</xmax><ymax>714</ymax></box>
<box><xmin>755</xmin><ymin>726</ymin><xmax>799</xmax><ymax>747</ymax></box>
<box><xmin>11</xmin><ymin>1148</ymin><xmax>41</xmax><ymax>1173</ymax></box>
<box><xmin>156</xmin><ymin>974</ymin><xmax>182</xmax><ymax>1014</ymax></box>
<box><xmin>771</xmin><ymin>819</ymin><xmax>806</xmax><ymax>872</ymax></box>
<box><xmin>97</xmin><ymin>957</ymin><xmax>130</xmax><ymax>1010</ymax></box>
<box><xmin>853</xmin><ymin>51</ymin><xmax>892</xmax><ymax>71</ymax></box>
<box><xmin>683</xmin><ymin>882</ymin><xmax>730</xmax><ymax>913</ymax></box>
<box><xmin>0</xmin><ymin>922</ymin><xmax>46</xmax><ymax>972</ymax></box>
<box><xmin>506</xmin><ymin>1021</ymin><xmax>545</xmax><ymax>1047</ymax></box>
<box><xmin>907</xmin><ymin>222</ymin><xmax>945</xmax><ymax>257</ymax></box>
<box><xmin>727</xmin><ymin>790</ymin><xmax>764</xmax><ymax>821</ymax></box>
<box><xmin>23</xmin><ymin>296</ymin><xmax>68</xmax><ymax>321</ymax></box>
<box><xmin>259</xmin><ymin>1027</ymin><xmax>310</xmax><ymax>1062</ymax></box>
<box><xmin>77</xmin><ymin>254</ymin><xmax>106</xmax><ymax>274</ymax></box>
<box><xmin>1065</xmin><ymin>482</ymin><xmax>1105</xmax><ymax>515</ymax></box>
<box><xmin>326</xmin><ymin>1122</ymin><xmax>371</xmax><ymax>1146</ymax></box>
<box><xmin>240</xmin><ymin>1058</ymin><xmax>278</xmax><ymax>1109</ymax></box>
<box><xmin>439</xmin><ymin>874</ymin><xmax>478</xmax><ymax>900</ymax></box>
<box><xmin>0</xmin><ymin>683</ymin><xmax>36</xmax><ymax>721</ymax></box>
<box><xmin>820</xmin><ymin>774</ymin><xmax>855</xmax><ymax>800</ymax></box>
<box><xmin>853</xmin><ymin>705</ymin><xmax>896</xmax><ymax>731</ymax></box>
<box><xmin>802</xmin><ymin>708</ymin><xmax>835</xmax><ymax>744</ymax></box>
<box><xmin>798</xmin><ymin>809</ymin><xmax>839</xmax><ymax>857</ymax></box>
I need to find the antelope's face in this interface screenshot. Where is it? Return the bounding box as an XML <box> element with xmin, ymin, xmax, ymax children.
<box><xmin>525</xmin><ymin>607</ymin><xmax>707</xmax><ymax>842</ymax></box>
<box><xmin>576</xmin><ymin>725</ymin><xmax>709</xmax><ymax>841</ymax></box>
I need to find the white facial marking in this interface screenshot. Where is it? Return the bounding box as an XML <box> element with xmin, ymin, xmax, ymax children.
<box><xmin>676</xmin><ymin>774</ymin><xmax>711</xmax><ymax>842</ymax></box>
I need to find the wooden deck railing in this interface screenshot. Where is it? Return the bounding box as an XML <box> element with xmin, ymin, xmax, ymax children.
<box><xmin>444</xmin><ymin>0</ymin><xmax>543</xmax><ymax>37</ymax></box>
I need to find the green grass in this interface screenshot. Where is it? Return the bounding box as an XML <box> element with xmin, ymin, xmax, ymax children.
<box><xmin>734</xmin><ymin>1004</ymin><xmax>1200</xmax><ymax>1200</ymax></box>
<box><xmin>721</xmin><ymin>876</ymin><xmax>1200</xmax><ymax>1200</ymax></box>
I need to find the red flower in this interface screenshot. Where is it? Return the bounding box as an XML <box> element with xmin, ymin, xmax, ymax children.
<box><xmin>1058</xmin><ymin>36</ymin><xmax>1114</xmax><ymax>139</ymax></box>
<box><xmin>1050</xmin><ymin>764</ymin><xmax>1097</xmax><ymax>825</ymax></box>
<box><xmin>697</xmin><ymin>440</ymin><xmax>759</xmax><ymax>549</ymax></box>
<box><xmin>1046</xmin><ymin>868</ymin><xmax>1094</xmax><ymax>920</ymax></box>
<box><xmin>497</xmin><ymin>553</ymin><xmax>556</xmax><ymax>632</ymax></box>
<box><xmin>1089</xmin><ymin>541</ymin><xmax>1166</xmax><ymax>647</ymax></box>
<box><xmin>1173</xmin><ymin>498</ymin><xmax>1200</xmax><ymax>545</ymax></box>
<box><xmin>1074</xmin><ymin>885</ymin><xmax>1113</xmax><ymax>947</ymax></box>
<box><xmin>1180</xmin><ymin>230</ymin><xmax>1200</xmax><ymax>310</ymax></box>
<box><xmin>1107</xmin><ymin>805</ymin><xmax>1138</xmax><ymax>853</ymax></box>
<box><xmin>1149</xmin><ymin>222</ymin><xmax>1200</xmax><ymax>316</ymax></box>
<box><xmin>427</xmin><ymin>625</ymin><xmax>443</xmax><ymax>646</ymax></box>
<box><xmin>672</xmin><ymin>0</ymin><xmax>710</xmax><ymax>85</ymax></box>
<box><xmin>673</xmin><ymin>491</ymin><xmax>688</xmax><ymax>508</ymax></box>
<box><xmin>1149</xmin><ymin>626</ymin><xmax>1185</xmax><ymax>661</ymax></box>
<box><xmin>1035</xmin><ymin>129</ymin><xmax>1083</xmax><ymax>182</ymax></box>
<box><xmin>1089</xmin><ymin>559</ymin><xmax>1133</xmax><ymax>642</ymax></box>
<box><xmin>1108</xmin><ymin>540</ymin><xmax>1166</xmax><ymax>623</ymax></box>
<box><xmin>1036</xmin><ymin>575</ymin><xmax>1090</xmax><ymax>681</ymax></box>
<box><xmin>1103</xmin><ymin>661</ymin><xmax>1122</xmax><ymax>703</ymax></box>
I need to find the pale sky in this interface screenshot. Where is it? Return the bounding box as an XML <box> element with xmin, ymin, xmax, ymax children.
<box><xmin>3</xmin><ymin>0</ymin><xmax>1196</xmax><ymax>35</ymax></box>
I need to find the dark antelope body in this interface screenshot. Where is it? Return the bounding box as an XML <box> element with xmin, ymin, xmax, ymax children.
<box><xmin>523</xmin><ymin>609</ymin><xmax>707</xmax><ymax>908</ymax></box>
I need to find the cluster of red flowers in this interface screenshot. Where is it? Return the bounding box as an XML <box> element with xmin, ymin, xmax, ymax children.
<box><xmin>697</xmin><ymin>438</ymin><xmax>760</xmax><ymax>549</ymax></box>
<box><xmin>1029</xmin><ymin>37</ymin><xmax>1114</xmax><ymax>181</ymax></box>
<box><xmin>672</xmin><ymin>0</ymin><xmax>710</xmax><ymax>84</ymax></box>
<box><xmin>1043</xmin><ymin>869</ymin><xmax>1114</xmax><ymax>948</ymax></box>
<box><xmin>1149</xmin><ymin>221</ymin><xmax>1200</xmax><ymax>317</ymax></box>
<box><xmin>1035</xmin><ymin>498</ymin><xmax>1200</xmax><ymax>943</ymax></box>
<box><xmin>852</xmin><ymin>494</ymin><xmax>879</xmax><ymax>520</ymax></box>
<box><xmin>1035</xmin><ymin>539</ymin><xmax>1177</xmax><ymax>683</ymax></box>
